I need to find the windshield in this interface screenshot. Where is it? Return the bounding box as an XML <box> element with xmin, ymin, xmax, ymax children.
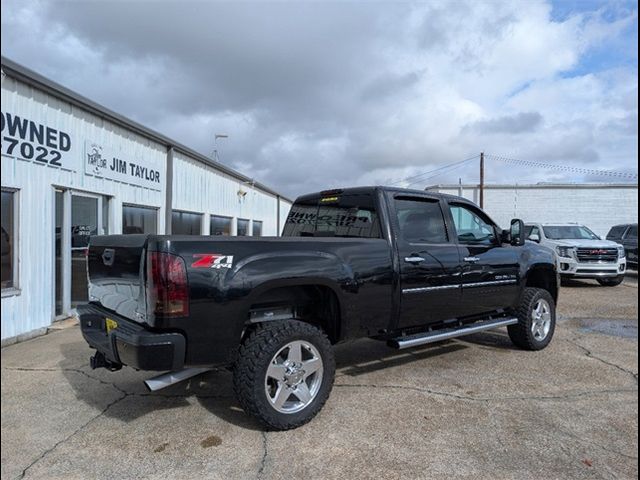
<box><xmin>543</xmin><ymin>226</ymin><xmax>599</xmax><ymax>240</ymax></box>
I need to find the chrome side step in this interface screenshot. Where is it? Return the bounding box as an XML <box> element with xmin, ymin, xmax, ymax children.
<box><xmin>144</xmin><ymin>367</ymin><xmax>213</xmax><ymax>391</ymax></box>
<box><xmin>388</xmin><ymin>317</ymin><xmax>518</xmax><ymax>350</ymax></box>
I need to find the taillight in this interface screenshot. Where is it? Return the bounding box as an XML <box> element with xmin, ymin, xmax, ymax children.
<box><xmin>147</xmin><ymin>252</ymin><xmax>190</xmax><ymax>317</ymax></box>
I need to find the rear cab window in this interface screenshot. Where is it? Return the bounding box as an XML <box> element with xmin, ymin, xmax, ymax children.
<box><xmin>283</xmin><ymin>193</ymin><xmax>381</xmax><ymax>238</ymax></box>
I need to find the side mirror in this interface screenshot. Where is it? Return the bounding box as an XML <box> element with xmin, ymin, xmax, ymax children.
<box><xmin>510</xmin><ymin>219</ymin><xmax>525</xmax><ymax>246</ymax></box>
<box><xmin>529</xmin><ymin>233</ymin><xmax>540</xmax><ymax>243</ymax></box>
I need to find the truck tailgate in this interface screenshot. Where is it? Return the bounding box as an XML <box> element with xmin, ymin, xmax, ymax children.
<box><xmin>87</xmin><ymin>234</ymin><xmax>147</xmax><ymax>322</ymax></box>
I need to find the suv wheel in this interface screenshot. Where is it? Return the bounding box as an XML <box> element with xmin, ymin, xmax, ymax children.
<box><xmin>597</xmin><ymin>276</ymin><xmax>625</xmax><ymax>287</ymax></box>
<box><xmin>233</xmin><ymin>319</ymin><xmax>335</xmax><ymax>430</ymax></box>
<box><xmin>508</xmin><ymin>287</ymin><xmax>556</xmax><ymax>351</ymax></box>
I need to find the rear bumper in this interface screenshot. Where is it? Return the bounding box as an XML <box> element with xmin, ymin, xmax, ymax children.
<box><xmin>78</xmin><ymin>303</ymin><xmax>185</xmax><ymax>371</ymax></box>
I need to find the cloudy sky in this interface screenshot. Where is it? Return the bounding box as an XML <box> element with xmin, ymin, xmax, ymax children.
<box><xmin>1</xmin><ymin>0</ymin><xmax>637</xmax><ymax>197</ymax></box>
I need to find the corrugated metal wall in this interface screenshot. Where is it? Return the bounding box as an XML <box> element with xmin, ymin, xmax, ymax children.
<box><xmin>172</xmin><ymin>152</ymin><xmax>290</xmax><ymax>236</ymax></box>
<box><xmin>1</xmin><ymin>76</ymin><xmax>167</xmax><ymax>340</ymax></box>
<box><xmin>430</xmin><ymin>185</ymin><xmax>639</xmax><ymax>237</ymax></box>
<box><xmin>1</xmin><ymin>71</ymin><xmax>290</xmax><ymax>341</ymax></box>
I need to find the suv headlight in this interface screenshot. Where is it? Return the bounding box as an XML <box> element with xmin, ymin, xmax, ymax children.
<box><xmin>556</xmin><ymin>246</ymin><xmax>574</xmax><ymax>258</ymax></box>
<box><xmin>618</xmin><ymin>246</ymin><xmax>626</xmax><ymax>259</ymax></box>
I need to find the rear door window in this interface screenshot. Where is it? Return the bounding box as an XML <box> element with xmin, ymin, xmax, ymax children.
<box><xmin>394</xmin><ymin>197</ymin><xmax>449</xmax><ymax>243</ymax></box>
<box><xmin>283</xmin><ymin>194</ymin><xmax>381</xmax><ymax>238</ymax></box>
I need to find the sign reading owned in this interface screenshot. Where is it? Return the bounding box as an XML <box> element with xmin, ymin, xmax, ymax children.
<box><xmin>1</xmin><ymin>112</ymin><xmax>72</xmax><ymax>168</ymax></box>
<box><xmin>85</xmin><ymin>141</ymin><xmax>163</xmax><ymax>191</ymax></box>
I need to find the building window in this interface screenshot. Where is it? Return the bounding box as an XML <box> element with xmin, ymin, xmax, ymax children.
<box><xmin>237</xmin><ymin>218</ymin><xmax>250</xmax><ymax>236</ymax></box>
<box><xmin>172</xmin><ymin>210</ymin><xmax>202</xmax><ymax>235</ymax></box>
<box><xmin>211</xmin><ymin>215</ymin><xmax>232</xmax><ymax>236</ymax></box>
<box><xmin>252</xmin><ymin>220</ymin><xmax>263</xmax><ymax>237</ymax></box>
<box><xmin>123</xmin><ymin>205</ymin><xmax>158</xmax><ymax>234</ymax></box>
<box><xmin>1</xmin><ymin>189</ymin><xmax>17</xmax><ymax>290</ymax></box>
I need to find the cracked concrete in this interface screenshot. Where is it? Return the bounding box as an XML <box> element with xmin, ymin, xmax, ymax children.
<box><xmin>1</xmin><ymin>278</ymin><xmax>638</xmax><ymax>479</ymax></box>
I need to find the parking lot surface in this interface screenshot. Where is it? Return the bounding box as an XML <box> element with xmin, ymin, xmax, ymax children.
<box><xmin>2</xmin><ymin>275</ymin><xmax>638</xmax><ymax>480</ymax></box>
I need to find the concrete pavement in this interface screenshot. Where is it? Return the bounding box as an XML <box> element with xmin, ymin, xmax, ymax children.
<box><xmin>1</xmin><ymin>278</ymin><xmax>637</xmax><ymax>479</ymax></box>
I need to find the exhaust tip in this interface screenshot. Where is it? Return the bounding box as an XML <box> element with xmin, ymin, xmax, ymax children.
<box><xmin>144</xmin><ymin>367</ymin><xmax>213</xmax><ymax>392</ymax></box>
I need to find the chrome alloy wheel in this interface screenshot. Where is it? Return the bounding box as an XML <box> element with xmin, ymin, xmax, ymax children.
<box><xmin>264</xmin><ymin>340</ymin><xmax>324</xmax><ymax>414</ymax></box>
<box><xmin>531</xmin><ymin>299</ymin><xmax>552</xmax><ymax>341</ymax></box>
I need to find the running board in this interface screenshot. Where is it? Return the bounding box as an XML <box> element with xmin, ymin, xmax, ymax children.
<box><xmin>144</xmin><ymin>367</ymin><xmax>213</xmax><ymax>391</ymax></box>
<box><xmin>388</xmin><ymin>317</ymin><xmax>518</xmax><ymax>350</ymax></box>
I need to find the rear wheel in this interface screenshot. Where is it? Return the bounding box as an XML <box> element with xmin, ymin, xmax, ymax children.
<box><xmin>233</xmin><ymin>319</ymin><xmax>335</xmax><ymax>430</ymax></box>
<box><xmin>508</xmin><ymin>287</ymin><xmax>556</xmax><ymax>351</ymax></box>
<box><xmin>597</xmin><ymin>276</ymin><xmax>625</xmax><ymax>287</ymax></box>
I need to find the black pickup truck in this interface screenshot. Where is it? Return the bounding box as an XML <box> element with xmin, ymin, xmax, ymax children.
<box><xmin>79</xmin><ymin>186</ymin><xmax>559</xmax><ymax>430</ymax></box>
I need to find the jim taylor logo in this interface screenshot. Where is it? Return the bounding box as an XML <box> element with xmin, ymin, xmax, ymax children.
<box><xmin>87</xmin><ymin>143</ymin><xmax>107</xmax><ymax>175</ymax></box>
<box><xmin>191</xmin><ymin>254</ymin><xmax>234</xmax><ymax>269</ymax></box>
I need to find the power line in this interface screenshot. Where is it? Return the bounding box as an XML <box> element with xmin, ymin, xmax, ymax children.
<box><xmin>404</xmin><ymin>160</ymin><xmax>476</xmax><ymax>187</ymax></box>
<box><xmin>486</xmin><ymin>153</ymin><xmax>638</xmax><ymax>180</ymax></box>
<box><xmin>388</xmin><ymin>155</ymin><xmax>479</xmax><ymax>186</ymax></box>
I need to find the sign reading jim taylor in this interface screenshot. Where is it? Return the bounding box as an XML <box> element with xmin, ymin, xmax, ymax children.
<box><xmin>85</xmin><ymin>141</ymin><xmax>162</xmax><ymax>191</ymax></box>
<box><xmin>1</xmin><ymin>112</ymin><xmax>72</xmax><ymax>168</ymax></box>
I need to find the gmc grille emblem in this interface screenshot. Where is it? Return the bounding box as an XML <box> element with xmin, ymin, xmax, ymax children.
<box><xmin>589</xmin><ymin>250</ymin><xmax>608</xmax><ymax>255</ymax></box>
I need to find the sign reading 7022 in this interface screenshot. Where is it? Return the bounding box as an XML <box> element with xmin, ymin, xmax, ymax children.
<box><xmin>1</xmin><ymin>112</ymin><xmax>72</xmax><ymax>167</ymax></box>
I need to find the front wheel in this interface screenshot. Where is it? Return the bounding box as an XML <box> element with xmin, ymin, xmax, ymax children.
<box><xmin>597</xmin><ymin>276</ymin><xmax>625</xmax><ymax>287</ymax></box>
<box><xmin>508</xmin><ymin>287</ymin><xmax>556</xmax><ymax>351</ymax></box>
<box><xmin>233</xmin><ymin>320</ymin><xmax>335</xmax><ymax>430</ymax></box>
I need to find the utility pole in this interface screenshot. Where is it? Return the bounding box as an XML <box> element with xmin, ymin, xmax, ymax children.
<box><xmin>213</xmin><ymin>134</ymin><xmax>229</xmax><ymax>162</ymax></box>
<box><xmin>479</xmin><ymin>152</ymin><xmax>485</xmax><ymax>208</ymax></box>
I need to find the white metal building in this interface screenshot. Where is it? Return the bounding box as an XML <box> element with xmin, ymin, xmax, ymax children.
<box><xmin>1</xmin><ymin>57</ymin><xmax>292</xmax><ymax>344</ymax></box>
<box><xmin>426</xmin><ymin>183</ymin><xmax>638</xmax><ymax>237</ymax></box>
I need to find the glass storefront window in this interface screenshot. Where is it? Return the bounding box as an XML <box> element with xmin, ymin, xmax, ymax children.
<box><xmin>172</xmin><ymin>210</ymin><xmax>202</xmax><ymax>235</ymax></box>
<box><xmin>1</xmin><ymin>190</ymin><xmax>16</xmax><ymax>289</ymax></box>
<box><xmin>211</xmin><ymin>215</ymin><xmax>232</xmax><ymax>236</ymax></box>
<box><xmin>237</xmin><ymin>218</ymin><xmax>250</xmax><ymax>236</ymax></box>
<box><xmin>123</xmin><ymin>205</ymin><xmax>158</xmax><ymax>234</ymax></box>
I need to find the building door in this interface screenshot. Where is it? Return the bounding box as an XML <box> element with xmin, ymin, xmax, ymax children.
<box><xmin>54</xmin><ymin>189</ymin><xmax>108</xmax><ymax>316</ymax></box>
<box><xmin>71</xmin><ymin>193</ymin><xmax>101</xmax><ymax>307</ymax></box>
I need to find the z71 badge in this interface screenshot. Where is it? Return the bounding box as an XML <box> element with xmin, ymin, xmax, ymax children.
<box><xmin>191</xmin><ymin>254</ymin><xmax>234</xmax><ymax>269</ymax></box>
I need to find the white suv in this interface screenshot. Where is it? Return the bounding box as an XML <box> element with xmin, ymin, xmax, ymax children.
<box><xmin>525</xmin><ymin>223</ymin><xmax>627</xmax><ymax>286</ymax></box>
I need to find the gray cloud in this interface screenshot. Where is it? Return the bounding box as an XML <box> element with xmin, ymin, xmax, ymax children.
<box><xmin>1</xmin><ymin>0</ymin><xmax>637</xmax><ymax>196</ymax></box>
<box><xmin>464</xmin><ymin>112</ymin><xmax>544</xmax><ymax>134</ymax></box>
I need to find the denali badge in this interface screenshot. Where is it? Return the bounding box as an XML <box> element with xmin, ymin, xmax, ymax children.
<box><xmin>192</xmin><ymin>254</ymin><xmax>234</xmax><ymax>269</ymax></box>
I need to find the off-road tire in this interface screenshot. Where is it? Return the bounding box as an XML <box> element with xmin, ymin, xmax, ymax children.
<box><xmin>233</xmin><ymin>319</ymin><xmax>335</xmax><ymax>430</ymax></box>
<box><xmin>597</xmin><ymin>276</ymin><xmax>625</xmax><ymax>287</ymax></box>
<box><xmin>508</xmin><ymin>287</ymin><xmax>556</xmax><ymax>351</ymax></box>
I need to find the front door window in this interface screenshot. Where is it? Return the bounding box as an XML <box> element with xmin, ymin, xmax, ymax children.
<box><xmin>450</xmin><ymin>204</ymin><xmax>497</xmax><ymax>245</ymax></box>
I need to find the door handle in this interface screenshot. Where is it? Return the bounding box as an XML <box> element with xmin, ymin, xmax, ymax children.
<box><xmin>464</xmin><ymin>256</ymin><xmax>480</xmax><ymax>263</ymax></box>
<box><xmin>405</xmin><ymin>256</ymin><xmax>425</xmax><ymax>264</ymax></box>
